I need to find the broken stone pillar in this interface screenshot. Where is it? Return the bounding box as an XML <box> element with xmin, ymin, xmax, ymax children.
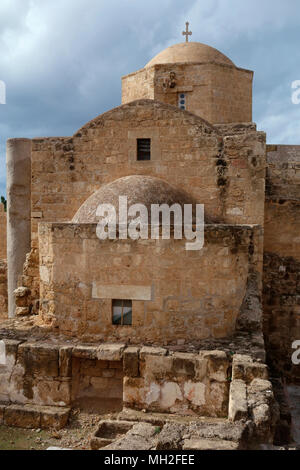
<box><xmin>6</xmin><ymin>138</ymin><xmax>31</xmax><ymax>318</ymax></box>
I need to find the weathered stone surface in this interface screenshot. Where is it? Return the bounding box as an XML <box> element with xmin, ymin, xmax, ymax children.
<box><xmin>123</xmin><ymin>347</ymin><xmax>139</xmax><ymax>377</ymax></box>
<box><xmin>18</xmin><ymin>342</ymin><xmax>59</xmax><ymax>377</ymax></box>
<box><xmin>182</xmin><ymin>438</ymin><xmax>240</xmax><ymax>451</ymax></box>
<box><xmin>39</xmin><ymin>406</ymin><xmax>70</xmax><ymax>430</ymax></box>
<box><xmin>140</xmin><ymin>347</ymin><xmax>167</xmax><ymax>360</ymax></box>
<box><xmin>187</xmin><ymin>420</ymin><xmax>250</xmax><ymax>448</ymax></box>
<box><xmin>172</xmin><ymin>353</ymin><xmax>196</xmax><ymax>377</ymax></box>
<box><xmin>59</xmin><ymin>346</ymin><xmax>73</xmax><ymax>377</ymax></box>
<box><xmin>229</xmin><ymin>380</ymin><xmax>248</xmax><ymax>422</ymax></box>
<box><xmin>91</xmin><ymin>420</ymin><xmax>136</xmax><ymax>450</ymax></box>
<box><xmin>15</xmin><ymin>307</ymin><xmax>30</xmax><ymax>317</ymax></box>
<box><xmin>247</xmin><ymin>378</ymin><xmax>279</xmax><ymax>444</ymax></box>
<box><xmin>97</xmin><ymin>344</ymin><xmax>126</xmax><ymax>361</ymax></box>
<box><xmin>2</xmin><ymin>403</ymin><xmax>70</xmax><ymax>429</ymax></box>
<box><xmin>4</xmin><ymin>404</ymin><xmax>40</xmax><ymax>428</ymax></box>
<box><xmin>103</xmin><ymin>423</ymin><xmax>157</xmax><ymax>451</ymax></box>
<box><xmin>156</xmin><ymin>423</ymin><xmax>185</xmax><ymax>450</ymax></box>
<box><xmin>72</xmin><ymin>345</ymin><xmax>97</xmax><ymax>360</ymax></box>
<box><xmin>202</xmin><ymin>351</ymin><xmax>229</xmax><ymax>382</ymax></box>
<box><xmin>232</xmin><ymin>354</ymin><xmax>268</xmax><ymax>384</ymax></box>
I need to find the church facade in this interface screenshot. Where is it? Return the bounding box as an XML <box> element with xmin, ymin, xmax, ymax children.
<box><xmin>0</xmin><ymin>36</ymin><xmax>299</xmax><ymax>448</ymax></box>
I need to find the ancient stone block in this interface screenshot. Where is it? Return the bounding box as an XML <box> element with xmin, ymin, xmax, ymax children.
<box><xmin>228</xmin><ymin>380</ymin><xmax>248</xmax><ymax>422</ymax></box>
<box><xmin>123</xmin><ymin>347</ymin><xmax>140</xmax><ymax>377</ymax></box>
<box><xmin>4</xmin><ymin>404</ymin><xmax>40</xmax><ymax>429</ymax></box>
<box><xmin>40</xmin><ymin>406</ymin><xmax>70</xmax><ymax>430</ymax></box>
<box><xmin>182</xmin><ymin>438</ymin><xmax>240</xmax><ymax>451</ymax></box>
<box><xmin>232</xmin><ymin>355</ymin><xmax>268</xmax><ymax>384</ymax></box>
<box><xmin>72</xmin><ymin>345</ymin><xmax>97</xmax><ymax>360</ymax></box>
<box><xmin>140</xmin><ymin>346</ymin><xmax>167</xmax><ymax>360</ymax></box>
<box><xmin>202</xmin><ymin>350</ymin><xmax>229</xmax><ymax>382</ymax></box>
<box><xmin>97</xmin><ymin>344</ymin><xmax>126</xmax><ymax>361</ymax></box>
<box><xmin>172</xmin><ymin>353</ymin><xmax>196</xmax><ymax>378</ymax></box>
<box><xmin>59</xmin><ymin>346</ymin><xmax>73</xmax><ymax>377</ymax></box>
<box><xmin>18</xmin><ymin>343</ymin><xmax>59</xmax><ymax>377</ymax></box>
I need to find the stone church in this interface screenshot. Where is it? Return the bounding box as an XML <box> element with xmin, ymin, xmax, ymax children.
<box><xmin>0</xmin><ymin>29</ymin><xmax>299</xmax><ymax>449</ymax></box>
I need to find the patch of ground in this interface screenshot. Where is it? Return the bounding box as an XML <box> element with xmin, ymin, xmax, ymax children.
<box><xmin>0</xmin><ymin>409</ymin><xmax>119</xmax><ymax>451</ymax></box>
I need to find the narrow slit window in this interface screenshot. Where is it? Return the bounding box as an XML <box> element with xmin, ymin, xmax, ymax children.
<box><xmin>112</xmin><ymin>300</ymin><xmax>132</xmax><ymax>326</ymax></box>
<box><xmin>178</xmin><ymin>93</ymin><xmax>186</xmax><ymax>110</ymax></box>
<box><xmin>137</xmin><ymin>138</ymin><xmax>151</xmax><ymax>161</ymax></box>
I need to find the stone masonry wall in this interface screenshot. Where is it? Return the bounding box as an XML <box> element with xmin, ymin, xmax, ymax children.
<box><xmin>122</xmin><ymin>63</ymin><xmax>253</xmax><ymax>124</ymax></box>
<box><xmin>38</xmin><ymin>222</ymin><xmax>263</xmax><ymax>344</ymax></box>
<box><xmin>263</xmin><ymin>145</ymin><xmax>300</xmax><ymax>383</ymax></box>
<box><xmin>26</xmin><ymin>100</ymin><xmax>266</xmax><ymax>316</ymax></box>
<box><xmin>124</xmin><ymin>348</ymin><xmax>230</xmax><ymax>417</ymax></box>
<box><xmin>31</xmin><ymin>100</ymin><xmax>265</xmax><ymax>238</ymax></box>
<box><xmin>0</xmin><ymin>339</ymin><xmax>275</xmax><ymax>427</ymax></box>
<box><xmin>263</xmin><ymin>252</ymin><xmax>300</xmax><ymax>383</ymax></box>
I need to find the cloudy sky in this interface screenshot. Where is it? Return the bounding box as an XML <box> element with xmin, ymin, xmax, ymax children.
<box><xmin>0</xmin><ymin>0</ymin><xmax>300</xmax><ymax>197</ymax></box>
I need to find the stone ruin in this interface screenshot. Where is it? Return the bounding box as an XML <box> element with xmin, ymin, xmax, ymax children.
<box><xmin>0</xmin><ymin>40</ymin><xmax>299</xmax><ymax>450</ymax></box>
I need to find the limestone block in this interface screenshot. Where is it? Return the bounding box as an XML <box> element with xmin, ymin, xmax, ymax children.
<box><xmin>72</xmin><ymin>345</ymin><xmax>97</xmax><ymax>360</ymax></box>
<box><xmin>123</xmin><ymin>347</ymin><xmax>140</xmax><ymax>377</ymax></box>
<box><xmin>160</xmin><ymin>382</ymin><xmax>183</xmax><ymax>409</ymax></box>
<box><xmin>140</xmin><ymin>346</ymin><xmax>167</xmax><ymax>360</ymax></box>
<box><xmin>183</xmin><ymin>438</ymin><xmax>239</xmax><ymax>451</ymax></box>
<box><xmin>228</xmin><ymin>380</ymin><xmax>248</xmax><ymax>422</ymax></box>
<box><xmin>97</xmin><ymin>344</ymin><xmax>126</xmax><ymax>361</ymax></box>
<box><xmin>32</xmin><ymin>378</ymin><xmax>71</xmax><ymax>407</ymax></box>
<box><xmin>18</xmin><ymin>343</ymin><xmax>59</xmax><ymax>377</ymax></box>
<box><xmin>142</xmin><ymin>355</ymin><xmax>173</xmax><ymax>381</ymax></box>
<box><xmin>4</xmin><ymin>404</ymin><xmax>40</xmax><ymax>429</ymax></box>
<box><xmin>14</xmin><ymin>286</ymin><xmax>30</xmax><ymax>307</ymax></box>
<box><xmin>3</xmin><ymin>404</ymin><xmax>70</xmax><ymax>430</ymax></box>
<box><xmin>39</xmin><ymin>406</ymin><xmax>70</xmax><ymax>430</ymax></box>
<box><xmin>156</xmin><ymin>422</ymin><xmax>185</xmax><ymax>450</ymax></box>
<box><xmin>206</xmin><ymin>380</ymin><xmax>229</xmax><ymax>417</ymax></box>
<box><xmin>172</xmin><ymin>353</ymin><xmax>196</xmax><ymax>378</ymax></box>
<box><xmin>202</xmin><ymin>350</ymin><xmax>229</xmax><ymax>382</ymax></box>
<box><xmin>59</xmin><ymin>346</ymin><xmax>73</xmax><ymax>377</ymax></box>
<box><xmin>232</xmin><ymin>355</ymin><xmax>268</xmax><ymax>384</ymax></box>
<box><xmin>16</xmin><ymin>307</ymin><xmax>30</xmax><ymax>316</ymax></box>
<box><xmin>123</xmin><ymin>377</ymin><xmax>146</xmax><ymax>407</ymax></box>
<box><xmin>195</xmin><ymin>357</ymin><xmax>208</xmax><ymax>381</ymax></box>
<box><xmin>183</xmin><ymin>381</ymin><xmax>206</xmax><ymax>407</ymax></box>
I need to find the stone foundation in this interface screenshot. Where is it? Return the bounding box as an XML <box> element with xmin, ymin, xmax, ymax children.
<box><xmin>0</xmin><ymin>330</ymin><xmax>279</xmax><ymax>445</ymax></box>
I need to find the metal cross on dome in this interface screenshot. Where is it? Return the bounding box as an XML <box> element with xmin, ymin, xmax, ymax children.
<box><xmin>182</xmin><ymin>22</ymin><xmax>192</xmax><ymax>43</ymax></box>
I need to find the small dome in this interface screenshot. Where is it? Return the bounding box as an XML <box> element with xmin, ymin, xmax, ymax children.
<box><xmin>146</xmin><ymin>42</ymin><xmax>234</xmax><ymax>68</ymax></box>
<box><xmin>72</xmin><ymin>175</ymin><xmax>195</xmax><ymax>224</ymax></box>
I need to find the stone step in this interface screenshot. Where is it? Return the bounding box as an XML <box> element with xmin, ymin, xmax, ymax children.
<box><xmin>0</xmin><ymin>403</ymin><xmax>70</xmax><ymax>429</ymax></box>
<box><xmin>182</xmin><ymin>438</ymin><xmax>240</xmax><ymax>450</ymax></box>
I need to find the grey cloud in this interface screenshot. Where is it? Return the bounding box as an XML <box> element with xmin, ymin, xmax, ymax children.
<box><xmin>0</xmin><ymin>0</ymin><xmax>299</xmax><ymax>196</ymax></box>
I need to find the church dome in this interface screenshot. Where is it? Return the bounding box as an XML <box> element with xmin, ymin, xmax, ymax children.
<box><xmin>72</xmin><ymin>175</ymin><xmax>195</xmax><ymax>224</ymax></box>
<box><xmin>146</xmin><ymin>42</ymin><xmax>234</xmax><ymax>68</ymax></box>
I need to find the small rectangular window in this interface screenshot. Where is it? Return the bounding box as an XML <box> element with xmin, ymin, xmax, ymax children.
<box><xmin>178</xmin><ymin>93</ymin><xmax>186</xmax><ymax>110</ymax></box>
<box><xmin>137</xmin><ymin>138</ymin><xmax>151</xmax><ymax>161</ymax></box>
<box><xmin>112</xmin><ymin>299</ymin><xmax>132</xmax><ymax>326</ymax></box>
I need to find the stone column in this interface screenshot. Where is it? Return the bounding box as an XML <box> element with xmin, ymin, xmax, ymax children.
<box><xmin>6</xmin><ymin>138</ymin><xmax>31</xmax><ymax>318</ymax></box>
